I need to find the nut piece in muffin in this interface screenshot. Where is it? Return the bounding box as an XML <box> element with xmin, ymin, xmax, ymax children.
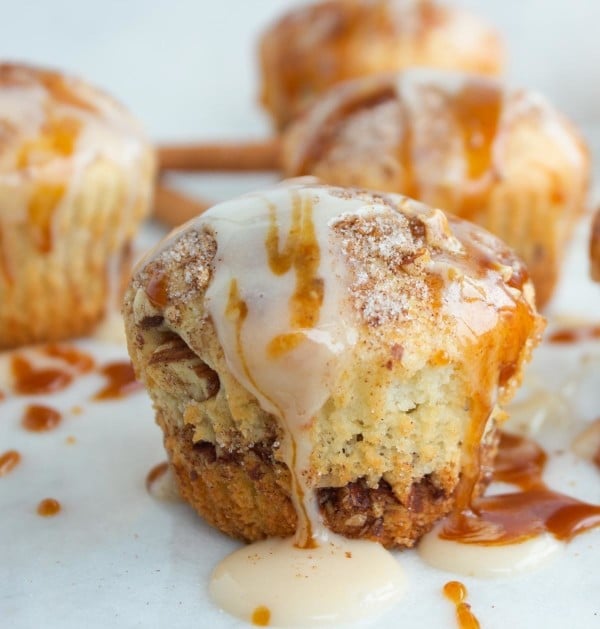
<box><xmin>260</xmin><ymin>0</ymin><xmax>504</xmax><ymax>129</ymax></box>
<box><xmin>281</xmin><ymin>70</ymin><xmax>590</xmax><ymax>309</ymax></box>
<box><xmin>0</xmin><ymin>63</ymin><xmax>155</xmax><ymax>348</ymax></box>
<box><xmin>124</xmin><ymin>181</ymin><xmax>543</xmax><ymax>548</ymax></box>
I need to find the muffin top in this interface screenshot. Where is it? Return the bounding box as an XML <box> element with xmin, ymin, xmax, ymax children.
<box><xmin>260</xmin><ymin>0</ymin><xmax>504</xmax><ymax>127</ymax></box>
<box><xmin>130</xmin><ymin>179</ymin><xmax>542</xmax><ymax>425</ymax></box>
<box><xmin>282</xmin><ymin>70</ymin><xmax>589</xmax><ymax>220</ymax></box>
<box><xmin>0</xmin><ymin>63</ymin><xmax>150</xmax><ymax>178</ymax></box>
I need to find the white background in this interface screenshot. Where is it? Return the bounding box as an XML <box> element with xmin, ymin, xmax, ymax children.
<box><xmin>0</xmin><ymin>0</ymin><xmax>598</xmax><ymax>142</ymax></box>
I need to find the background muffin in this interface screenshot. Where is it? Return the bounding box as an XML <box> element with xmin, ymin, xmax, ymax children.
<box><xmin>0</xmin><ymin>63</ymin><xmax>155</xmax><ymax>348</ymax></box>
<box><xmin>282</xmin><ymin>70</ymin><xmax>590</xmax><ymax>308</ymax></box>
<box><xmin>259</xmin><ymin>0</ymin><xmax>504</xmax><ymax>129</ymax></box>
<box><xmin>124</xmin><ymin>181</ymin><xmax>543</xmax><ymax>548</ymax></box>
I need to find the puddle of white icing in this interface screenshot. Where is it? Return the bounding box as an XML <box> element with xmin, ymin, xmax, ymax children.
<box><xmin>209</xmin><ymin>534</ymin><xmax>406</xmax><ymax>627</ymax></box>
<box><xmin>418</xmin><ymin>522</ymin><xmax>562</xmax><ymax>578</ymax></box>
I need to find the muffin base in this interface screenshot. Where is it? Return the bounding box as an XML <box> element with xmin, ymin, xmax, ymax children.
<box><xmin>163</xmin><ymin>422</ymin><xmax>497</xmax><ymax>549</ymax></box>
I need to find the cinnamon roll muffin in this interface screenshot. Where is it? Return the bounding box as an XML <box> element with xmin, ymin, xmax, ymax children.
<box><xmin>124</xmin><ymin>181</ymin><xmax>543</xmax><ymax>548</ymax></box>
<box><xmin>281</xmin><ymin>70</ymin><xmax>590</xmax><ymax>308</ymax></box>
<box><xmin>260</xmin><ymin>0</ymin><xmax>504</xmax><ymax>129</ymax></box>
<box><xmin>0</xmin><ymin>63</ymin><xmax>155</xmax><ymax>348</ymax></box>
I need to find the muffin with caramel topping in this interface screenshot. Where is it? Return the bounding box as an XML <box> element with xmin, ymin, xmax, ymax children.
<box><xmin>124</xmin><ymin>181</ymin><xmax>543</xmax><ymax>548</ymax></box>
<box><xmin>281</xmin><ymin>70</ymin><xmax>590</xmax><ymax>308</ymax></box>
<box><xmin>260</xmin><ymin>0</ymin><xmax>504</xmax><ymax>129</ymax></box>
<box><xmin>0</xmin><ymin>63</ymin><xmax>155</xmax><ymax>348</ymax></box>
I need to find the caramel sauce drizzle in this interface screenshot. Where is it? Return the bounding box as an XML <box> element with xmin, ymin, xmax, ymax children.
<box><xmin>92</xmin><ymin>361</ymin><xmax>142</xmax><ymax>400</ymax></box>
<box><xmin>492</xmin><ymin>431</ymin><xmax>546</xmax><ymax>490</ymax></box>
<box><xmin>11</xmin><ymin>354</ymin><xmax>73</xmax><ymax>395</ymax></box>
<box><xmin>442</xmin><ymin>431</ymin><xmax>600</xmax><ymax>545</ymax></box>
<box><xmin>451</xmin><ymin>387</ymin><xmax>495</xmax><ymax>516</ymax></box>
<box><xmin>22</xmin><ymin>404</ymin><xmax>62</xmax><ymax>432</ymax></box>
<box><xmin>547</xmin><ymin>325</ymin><xmax>600</xmax><ymax>344</ymax></box>
<box><xmin>0</xmin><ymin>450</ymin><xmax>21</xmax><ymax>476</ymax></box>
<box><xmin>226</xmin><ymin>209</ymin><xmax>320</xmax><ymax>549</ymax></box>
<box><xmin>16</xmin><ymin>117</ymin><xmax>82</xmax><ymax>253</ymax></box>
<box><xmin>145</xmin><ymin>461</ymin><xmax>169</xmax><ymax>493</ymax></box>
<box><xmin>265</xmin><ymin>192</ymin><xmax>324</xmax><ymax>357</ymax></box>
<box><xmin>443</xmin><ymin>581</ymin><xmax>480</xmax><ymax>629</ymax></box>
<box><xmin>16</xmin><ymin>117</ymin><xmax>82</xmax><ymax>168</ymax></box>
<box><xmin>251</xmin><ymin>605</ymin><xmax>271</xmax><ymax>627</ymax></box>
<box><xmin>44</xmin><ymin>344</ymin><xmax>95</xmax><ymax>372</ymax></box>
<box><xmin>37</xmin><ymin>498</ymin><xmax>61</xmax><ymax>517</ymax></box>
<box><xmin>145</xmin><ymin>271</ymin><xmax>169</xmax><ymax>308</ymax></box>
<box><xmin>450</xmin><ymin>83</ymin><xmax>502</xmax><ymax>219</ymax></box>
<box><xmin>10</xmin><ymin>345</ymin><xmax>95</xmax><ymax>395</ymax></box>
<box><xmin>227</xmin><ymin>278</ymin><xmax>316</xmax><ymax>548</ymax></box>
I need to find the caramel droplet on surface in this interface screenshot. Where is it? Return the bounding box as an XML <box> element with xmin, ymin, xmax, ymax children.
<box><xmin>11</xmin><ymin>354</ymin><xmax>73</xmax><ymax>395</ymax></box>
<box><xmin>251</xmin><ymin>606</ymin><xmax>271</xmax><ymax>627</ymax></box>
<box><xmin>493</xmin><ymin>431</ymin><xmax>547</xmax><ymax>490</ymax></box>
<box><xmin>546</xmin><ymin>325</ymin><xmax>600</xmax><ymax>344</ymax></box>
<box><xmin>0</xmin><ymin>450</ymin><xmax>21</xmax><ymax>477</ymax></box>
<box><xmin>37</xmin><ymin>498</ymin><xmax>61</xmax><ymax>517</ymax></box>
<box><xmin>22</xmin><ymin>404</ymin><xmax>62</xmax><ymax>432</ymax></box>
<box><xmin>443</xmin><ymin>581</ymin><xmax>480</xmax><ymax>629</ymax></box>
<box><xmin>443</xmin><ymin>580</ymin><xmax>467</xmax><ymax>605</ymax></box>
<box><xmin>43</xmin><ymin>344</ymin><xmax>95</xmax><ymax>372</ymax></box>
<box><xmin>93</xmin><ymin>361</ymin><xmax>142</xmax><ymax>400</ymax></box>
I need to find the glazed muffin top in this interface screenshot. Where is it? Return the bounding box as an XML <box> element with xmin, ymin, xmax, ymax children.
<box><xmin>259</xmin><ymin>0</ymin><xmax>504</xmax><ymax>128</ymax></box>
<box><xmin>125</xmin><ymin>181</ymin><xmax>543</xmax><ymax>494</ymax></box>
<box><xmin>0</xmin><ymin>63</ymin><xmax>151</xmax><ymax>178</ymax></box>
<box><xmin>282</xmin><ymin>70</ymin><xmax>589</xmax><ymax>220</ymax></box>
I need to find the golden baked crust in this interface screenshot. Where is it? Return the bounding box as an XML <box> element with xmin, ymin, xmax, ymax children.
<box><xmin>281</xmin><ymin>71</ymin><xmax>590</xmax><ymax>308</ymax></box>
<box><xmin>259</xmin><ymin>0</ymin><xmax>504</xmax><ymax>129</ymax></box>
<box><xmin>0</xmin><ymin>64</ymin><xmax>155</xmax><ymax>347</ymax></box>
<box><xmin>165</xmin><ymin>422</ymin><xmax>497</xmax><ymax>548</ymax></box>
<box><xmin>124</xmin><ymin>182</ymin><xmax>543</xmax><ymax>547</ymax></box>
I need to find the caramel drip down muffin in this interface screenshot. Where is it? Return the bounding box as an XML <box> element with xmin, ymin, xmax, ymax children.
<box><xmin>0</xmin><ymin>63</ymin><xmax>155</xmax><ymax>348</ymax></box>
<box><xmin>259</xmin><ymin>0</ymin><xmax>504</xmax><ymax>129</ymax></box>
<box><xmin>124</xmin><ymin>181</ymin><xmax>543</xmax><ymax>548</ymax></box>
<box><xmin>282</xmin><ymin>71</ymin><xmax>590</xmax><ymax>309</ymax></box>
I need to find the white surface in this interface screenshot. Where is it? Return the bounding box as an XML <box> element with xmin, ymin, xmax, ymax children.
<box><xmin>0</xmin><ymin>225</ymin><xmax>600</xmax><ymax>629</ymax></box>
<box><xmin>1</xmin><ymin>1</ymin><xmax>600</xmax><ymax>627</ymax></box>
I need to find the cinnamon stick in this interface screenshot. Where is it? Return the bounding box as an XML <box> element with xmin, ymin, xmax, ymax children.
<box><xmin>158</xmin><ymin>138</ymin><xmax>281</xmax><ymax>173</ymax></box>
<box><xmin>153</xmin><ymin>183</ymin><xmax>212</xmax><ymax>228</ymax></box>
